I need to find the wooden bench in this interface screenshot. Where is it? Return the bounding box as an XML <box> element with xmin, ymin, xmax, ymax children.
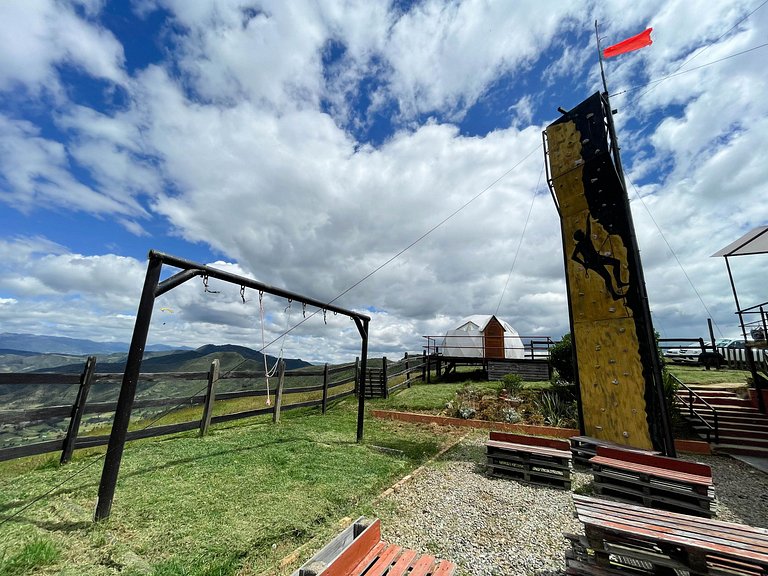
<box><xmin>569</xmin><ymin>435</ymin><xmax>659</xmax><ymax>467</ymax></box>
<box><xmin>291</xmin><ymin>517</ymin><xmax>456</xmax><ymax>576</ymax></box>
<box><xmin>567</xmin><ymin>494</ymin><xmax>768</xmax><ymax>575</ymax></box>
<box><xmin>485</xmin><ymin>431</ymin><xmax>572</xmax><ymax>489</ymax></box>
<box><xmin>590</xmin><ymin>445</ymin><xmax>716</xmax><ymax>518</ymax></box>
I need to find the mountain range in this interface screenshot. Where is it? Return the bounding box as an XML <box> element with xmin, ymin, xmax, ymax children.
<box><xmin>0</xmin><ymin>332</ymin><xmax>184</xmax><ymax>355</ymax></box>
<box><xmin>0</xmin><ymin>334</ymin><xmax>312</xmax><ymax>374</ymax></box>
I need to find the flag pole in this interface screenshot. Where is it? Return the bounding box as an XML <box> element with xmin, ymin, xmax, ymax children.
<box><xmin>594</xmin><ymin>20</ymin><xmax>626</xmax><ymax>186</ymax></box>
<box><xmin>594</xmin><ymin>20</ymin><xmax>676</xmax><ymax>457</ymax></box>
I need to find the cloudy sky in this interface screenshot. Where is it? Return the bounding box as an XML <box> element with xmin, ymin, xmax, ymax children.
<box><xmin>1</xmin><ymin>0</ymin><xmax>766</xmax><ymax>363</ymax></box>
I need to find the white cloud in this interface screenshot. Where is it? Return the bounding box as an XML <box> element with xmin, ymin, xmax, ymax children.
<box><xmin>0</xmin><ymin>115</ymin><xmax>145</xmax><ymax>216</ymax></box>
<box><xmin>1</xmin><ymin>0</ymin><xmax>767</xmax><ymax>362</ymax></box>
<box><xmin>0</xmin><ymin>0</ymin><xmax>126</xmax><ymax>94</ymax></box>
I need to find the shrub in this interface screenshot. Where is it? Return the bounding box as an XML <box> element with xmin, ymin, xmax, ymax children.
<box><xmin>457</xmin><ymin>405</ymin><xmax>476</xmax><ymax>419</ymax></box>
<box><xmin>501</xmin><ymin>407</ymin><xmax>521</xmax><ymax>424</ymax></box>
<box><xmin>501</xmin><ymin>373</ymin><xmax>524</xmax><ymax>395</ymax></box>
<box><xmin>549</xmin><ymin>333</ymin><xmax>575</xmax><ymax>384</ymax></box>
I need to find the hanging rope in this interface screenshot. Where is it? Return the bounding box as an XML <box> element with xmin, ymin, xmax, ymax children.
<box><xmin>258</xmin><ymin>293</ymin><xmax>293</xmax><ymax>406</ymax></box>
<box><xmin>259</xmin><ymin>291</ymin><xmax>274</xmax><ymax>405</ymax></box>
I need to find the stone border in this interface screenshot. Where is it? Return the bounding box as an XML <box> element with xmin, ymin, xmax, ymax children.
<box><xmin>370</xmin><ymin>410</ymin><xmax>711</xmax><ymax>454</ymax></box>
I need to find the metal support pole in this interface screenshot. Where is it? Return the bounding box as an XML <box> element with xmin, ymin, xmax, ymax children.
<box><xmin>725</xmin><ymin>256</ymin><xmax>749</xmax><ymax>342</ymax></box>
<box><xmin>95</xmin><ymin>254</ymin><xmax>162</xmax><ymax>521</ymax></box>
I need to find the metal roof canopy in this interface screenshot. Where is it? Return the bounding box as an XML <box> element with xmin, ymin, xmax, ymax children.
<box><xmin>712</xmin><ymin>226</ymin><xmax>768</xmax><ymax>257</ymax></box>
<box><xmin>712</xmin><ymin>227</ymin><xmax>768</xmax><ymax>413</ymax></box>
<box><xmin>711</xmin><ymin>227</ymin><xmax>768</xmax><ymax>325</ymax></box>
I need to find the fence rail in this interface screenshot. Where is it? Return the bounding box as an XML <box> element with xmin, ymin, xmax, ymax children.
<box><xmin>0</xmin><ymin>354</ymin><xmax>425</xmax><ymax>464</ymax></box>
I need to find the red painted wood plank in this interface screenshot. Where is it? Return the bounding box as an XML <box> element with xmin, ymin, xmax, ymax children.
<box><xmin>343</xmin><ymin>541</ymin><xmax>387</xmax><ymax>576</ymax></box>
<box><xmin>407</xmin><ymin>554</ymin><xmax>437</xmax><ymax>576</ymax></box>
<box><xmin>583</xmin><ymin>514</ymin><xmax>768</xmax><ymax>565</ymax></box>
<box><xmin>578</xmin><ymin>508</ymin><xmax>768</xmax><ymax>556</ymax></box>
<box><xmin>363</xmin><ymin>544</ymin><xmax>402</xmax><ymax>576</ymax></box>
<box><xmin>431</xmin><ymin>559</ymin><xmax>458</xmax><ymax>576</ymax></box>
<box><xmin>590</xmin><ymin>456</ymin><xmax>712</xmax><ymax>486</ymax></box>
<box><xmin>595</xmin><ymin>446</ymin><xmax>711</xmax><ymax>477</ymax></box>
<box><xmin>486</xmin><ymin>440</ymin><xmax>570</xmax><ymax>459</ymax></box>
<box><xmin>573</xmin><ymin>496</ymin><xmax>768</xmax><ymax>564</ymax></box>
<box><xmin>322</xmin><ymin>520</ymin><xmax>382</xmax><ymax>576</ymax></box>
<box><xmin>490</xmin><ymin>431</ymin><xmax>570</xmax><ymax>451</ymax></box>
<box><xmin>386</xmin><ymin>549</ymin><xmax>418</xmax><ymax>576</ymax></box>
<box><xmin>575</xmin><ymin>496</ymin><xmax>768</xmax><ymax>547</ymax></box>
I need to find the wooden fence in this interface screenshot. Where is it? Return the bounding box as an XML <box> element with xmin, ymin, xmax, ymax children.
<box><xmin>0</xmin><ymin>352</ymin><xmax>428</xmax><ymax>464</ymax></box>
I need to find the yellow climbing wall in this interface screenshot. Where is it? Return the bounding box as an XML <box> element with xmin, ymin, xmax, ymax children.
<box><xmin>546</xmin><ymin>120</ymin><xmax>653</xmax><ymax>450</ymax></box>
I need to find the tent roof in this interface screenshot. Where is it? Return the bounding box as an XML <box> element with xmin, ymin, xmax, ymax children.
<box><xmin>711</xmin><ymin>226</ymin><xmax>768</xmax><ymax>257</ymax></box>
<box><xmin>454</xmin><ymin>314</ymin><xmax>516</xmax><ymax>334</ymax></box>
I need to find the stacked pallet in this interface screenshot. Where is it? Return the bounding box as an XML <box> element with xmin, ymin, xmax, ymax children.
<box><xmin>568</xmin><ymin>435</ymin><xmax>659</xmax><ymax>467</ymax></box>
<box><xmin>566</xmin><ymin>495</ymin><xmax>768</xmax><ymax>575</ymax></box>
<box><xmin>485</xmin><ymin>431</ymin><xmax>572</xmax><ymax>489</ymax></box>
<box><xmin>590</xmin><ymin>446</ymin><xmax>716</xmax><ymax>518</ymax></box>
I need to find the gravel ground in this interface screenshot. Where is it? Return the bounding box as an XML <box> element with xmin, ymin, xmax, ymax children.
<box><xmin>375</xmin><ymin>434</ymin><xmax>768</xmax><ymax>576</ymax></box>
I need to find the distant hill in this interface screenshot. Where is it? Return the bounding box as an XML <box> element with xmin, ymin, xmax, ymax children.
<box><xmin>0</xmin><ymin>332</ymin><xmax>185</xmax><ymax>355</ymax></box>
<box><xmin>31</xmin><ymin>344</ymin><xmax>313</xmax><ymax>374</ymax></box>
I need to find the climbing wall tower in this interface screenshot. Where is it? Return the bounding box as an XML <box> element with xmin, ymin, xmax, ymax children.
<box><xmin>544</xmin><ymin>92</ymin><xmax>674</xmax><ymax>454</ymax></box>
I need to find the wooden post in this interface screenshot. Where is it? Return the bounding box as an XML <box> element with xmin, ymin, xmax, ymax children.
<box><xmin>404</xmin><ymin>353</ymin><xmax>410</xmax><ymax>388</ymax></box>
<box><xmin>273</xmin><ymin>360</ymin><xmax>285</xmax><ymax>423</ymax></box>
<box><xmin>354</xmin><ymin>356</ymin><xmax>359</xmax><ymax>397</ymax></box>
<box><xmin>321</xmin><ymin>363</ymin><xmax>329</xmax><ymax>414</ymax></box>
<box><xmin>426</xmin><ymin>352</ymin><xmax>431</xmax><ymax>383</ymax></box>
<box><xmin>200</xmin><ymin>359</ymin><xmax>219</xmax><ymax>437</ymax></box>
<box><xmin>95</xmin><ymin>254</ymin><xmax>163</xmax><ymax>521</ymax></box>
<box><xmin>422</xmin><ymin>350</ymin><xmax>427</xmax><ymax>383</ymax></box>
<box><xmin>382</xmin><ymin>357</ymin><xmax>388</xmax><ymax>398</ymax></box>
<box><xmin>60</xmin><ymin>356</ymin><xmax>97</xmax><ymax>465</ymax></box>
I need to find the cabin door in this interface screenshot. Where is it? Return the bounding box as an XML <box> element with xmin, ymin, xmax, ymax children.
<box><xmin>483</xmin><ymin>320</ymin><xmax>505</xmax><ymax>359</ymax></box>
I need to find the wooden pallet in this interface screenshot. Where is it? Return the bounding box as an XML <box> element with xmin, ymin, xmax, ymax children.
<box><xmin>589</xmin><ymin>446</ymin><xmax>716</xmax><ymax>518</ymax></box>
<box><xmin>569</xmin><ymin>435</ymin><xmax>659</xmax><ymax>467</ymax></box>
<box><xmin>486</xmin><ymin>431</ymin><xmax>572</xmax><ymax>489</ymax></box>
<box><xmin>291</xmin><ymin>517</ymin><xmax>456</xmax><ymax>576</ymax></box>
<box><xmin>568</xmin><ymin>494</ymin><xmax>768</xmax><ymax>576</ymax></box>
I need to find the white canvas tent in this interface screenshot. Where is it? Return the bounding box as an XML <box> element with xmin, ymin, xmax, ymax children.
<box><xmin>440</xmin><ymin>315</ymin><xmax>525</xmax><ymax>359</ymax></box>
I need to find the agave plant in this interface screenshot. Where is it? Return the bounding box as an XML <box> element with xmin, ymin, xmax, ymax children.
<box><xmin>536</xmin><ymin>391</ymin><xmax>576</xmax><ymax>428</ymax></box>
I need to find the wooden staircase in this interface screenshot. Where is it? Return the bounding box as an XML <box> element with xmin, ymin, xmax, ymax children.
<box><xmin>677</xmin><ymin>387</ymin><xmax>768</xmax><ymax>457</ymax></box>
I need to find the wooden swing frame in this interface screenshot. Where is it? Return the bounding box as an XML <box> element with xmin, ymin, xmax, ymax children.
<box><xmin>94</xmin><ymin>250</ymin><xmax>371</xmax><ymax>521</ymax></box>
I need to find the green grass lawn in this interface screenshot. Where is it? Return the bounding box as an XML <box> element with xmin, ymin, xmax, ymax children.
<box><xmin>0</xmin><ymin>398</ymin><xmax>461</xmax><ymax>576</ymax></box>
<box><xmin>666</xmin><ymin>364</ymin><xmax>751</xmax><ymax>386</ymax></box>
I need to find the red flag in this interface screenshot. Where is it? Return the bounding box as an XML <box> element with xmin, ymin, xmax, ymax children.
<box><xmin>603</xmin><ymin>28</ymin><xmax>653</xmax><ymax>59</ymax></box>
